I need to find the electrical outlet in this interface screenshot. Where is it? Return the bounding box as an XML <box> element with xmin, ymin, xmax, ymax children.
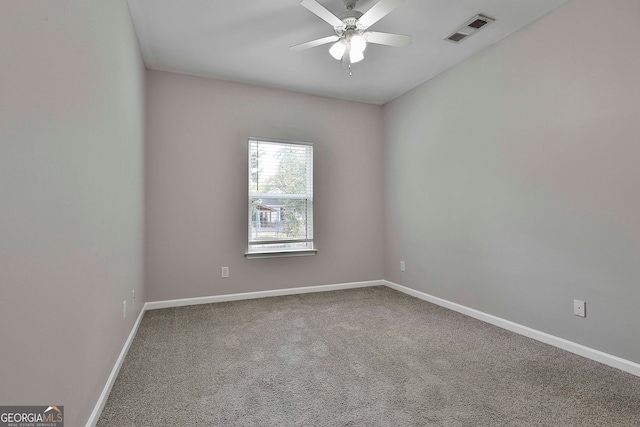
<box><xmin>573</xmin><ymin>300</ymin><xmax>586</xmax><ymax>317</ymax></box>
<box><xmin>221</xmin><ymin>266</ymin><xmax>229</xmax><ymax>278</ymax></box>
<box><xmin>132</xmin><ymin>289</ymin><xmax>135</xmax><ymax>305</ymax></box>
<box><xmin>400</xmin><ymin>261</ymin><xmax>406</xmax><ymax>272</ymax></box>
<box><xmin>122</xmin><ymin>300</ymin><xmax>127</xmax><ymax>320</ymax></box>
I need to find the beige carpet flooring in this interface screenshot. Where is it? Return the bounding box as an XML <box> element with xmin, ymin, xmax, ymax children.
<box><xmin>97</xmin><ymin>286</ymin><xmax>640</xmax><ymax>426</ymax></box>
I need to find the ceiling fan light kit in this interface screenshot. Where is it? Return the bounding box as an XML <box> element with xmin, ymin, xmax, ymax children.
<box><xmin>291</xmin><ymin>0</ymin><xmax>412</xmax><ymax>72</ymax></box>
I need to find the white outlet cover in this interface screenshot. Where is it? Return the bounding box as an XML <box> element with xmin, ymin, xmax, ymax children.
<box><xmin>122</xmin><ymin>300</ymin><xmax>127</xmax><ymax>320</ymax></box>
<box><xmin>221</xmin><ymin>267</ymin><xmax>229</xmax><ymax>278</ymax></box>
<box><xmin>573</xmin><ymin>300</ymin><xmax>586</xmax><ymax>317</ymax></box>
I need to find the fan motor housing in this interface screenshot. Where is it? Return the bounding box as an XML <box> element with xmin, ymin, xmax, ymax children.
<box><xmin>335</xmin><ymin>14</ymin><xmax>363</xmax><ymax>36</ymax></box>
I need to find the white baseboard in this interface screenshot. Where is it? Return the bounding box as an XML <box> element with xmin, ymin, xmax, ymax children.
<box><xmin>145</xmin><ymin>280</ymin><xmax>385</xmax><ymax>310</ymax></box>
<box><xmin>85</xmin><ymin>306</ymin><xmax>146</xmax><ymax>427</ymax></box>
<box><xmin>384</xmin><ymin>280</ymin><xmax>640</xmax><ymax>378</ymax></box>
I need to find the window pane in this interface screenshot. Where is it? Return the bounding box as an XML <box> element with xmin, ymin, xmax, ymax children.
<box><xmin>249</xmin><ymin>198</ymin><xmax>312</xmax><ymax>242</ymax></box>
<box><xmin>250</xmin><ymin>141</ymin><xmax>312</xmax><ymax>196</ymax></box>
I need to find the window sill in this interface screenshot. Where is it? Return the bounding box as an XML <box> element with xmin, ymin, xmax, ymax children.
<box><xmin>244</xmin><ymin>249</ymin><xmax>318</xmax><ymax>259</ymax></box>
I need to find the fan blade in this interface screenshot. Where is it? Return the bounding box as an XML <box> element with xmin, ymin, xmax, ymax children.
<box><xmin>357</xmin><ymin>0</ymin><xmax>403</xmax><ymax>28</ymax></box>
<box><xmin>300</xmin><ymin>0</ymin><xmax>344</xmax><ymax>28</ymax></box>
<box><xmin>365</xmin><ymin>31</ymin><xmax>412</xmax><ymax>47</ymax></box>
<box><xmin>290</xmin><ymin>35</ymin><xmax>339</xmax><ymax>51</ymax></box>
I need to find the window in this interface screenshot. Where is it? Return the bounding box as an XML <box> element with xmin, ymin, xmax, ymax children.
<box><xmin>246</xmin><ymin>138</ymin><xmax>316</xmax><ymax>258</ymax></box>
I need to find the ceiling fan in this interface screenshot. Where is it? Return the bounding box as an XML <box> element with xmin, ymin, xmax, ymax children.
<box><xmin>290</xmin><ymin>0</ymin><xmax>412</xmax><ymax>69</ymax></box>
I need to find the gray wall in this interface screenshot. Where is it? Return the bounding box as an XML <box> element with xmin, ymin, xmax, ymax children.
<box><xmin>145</xmin><ymin>71</ymin><xmax>384</xmax><ymax>301</ymax></box>
<box><xmin>0</xmin><ymin>1</ymin><xmax>145</xmax><ymax>425</ymax></box>
<box><xmin>384</xmin><ymin>0</ymin><xmax>640</xmax><ymax>364</ymax></box>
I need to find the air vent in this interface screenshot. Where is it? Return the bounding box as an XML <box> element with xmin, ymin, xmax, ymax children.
<box><xmin>447</xmin><ymin>33</ymin><xmax>468</xmax><ymax>43</ymax></box>
<box><xmin>468</xmin><ymin>18</ymin><xmax>489</xmax><ymax>29</ymax></box>
<box><xmin>444</xmin><ymin>14</ymin><xmax>495</xmax><ymax>44</ymax></box>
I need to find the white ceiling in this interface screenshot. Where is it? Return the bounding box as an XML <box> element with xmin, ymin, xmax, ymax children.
<box><xmin>126</xmin><ymin>0</ymin><xmax>570</xmax><ymax>105</ymax></box>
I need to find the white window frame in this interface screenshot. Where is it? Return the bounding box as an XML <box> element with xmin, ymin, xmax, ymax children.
<box><xmin>245</xmin><ymin>137</ymin><xmax>317</xmax><ymax>259</ymax></box>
